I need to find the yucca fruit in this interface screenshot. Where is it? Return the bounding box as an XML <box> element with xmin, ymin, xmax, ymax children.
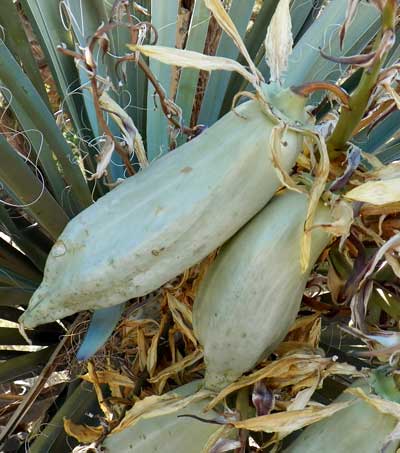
<box><xmin>193</xmin><ymin>191</ymin><xmax>332</xmax><ymax>390</ymax></box>
<box><xmin>20</xmin><ymin>86</ymin><xmax>307</xmax><ymax>328</ymax></box>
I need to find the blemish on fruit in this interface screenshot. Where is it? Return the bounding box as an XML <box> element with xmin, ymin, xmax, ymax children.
<box><xmin>52</xmin><ymin>241</ymin><xmax>66</xmax><ymax>257</ymax></box>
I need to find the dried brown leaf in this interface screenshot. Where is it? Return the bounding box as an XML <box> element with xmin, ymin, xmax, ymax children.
<box><xmin>63</xmin><ymin>418</ymin><xmax>104</xmax><ymax>443</ymax></box>
<box><xmin>271</xmin><ymin>125</ymin><xmax>306</xmax><ymax>194</ymax></box>
<box><xmin>369</xmin><ymin>161</ymin><xmax>400</xmax><ymax>180</ymax></box>
<box><xmin>232</xmin><ymin>401</ymin><xmax>353</xmax><ymax>432</ymax></box>
<box><xmin>286</xmin><ymin>313</ymin><xmax>321</xmax><ymax>347</ymax></box>
<box><xmin>146</xmin><ymin>313</ymin><xmax>168</xmax><ymax>378</ymax></box>
<box><xmin>113</xmin><ymin>386</ymin><xmax>212</xmax><ymax>433</ymax></box>
<box><xmin>360</xmin><ymin>231</ymin><xmax>400</xmax><ymax>285</ymax></box>
<box><xmin>128</xmin><ymin>44</ymin><xmax>257</xmax><ymax>86</ymax></box>
<box><xmin>98</xmin><ymin>91</ymin><xmax>148</xmax><ymax>167</ymax></box>
<box><xmin>321</xmin><ymin>29</ymin><xmax>394</xmax><ymax>69</ymax></box>
<box><xmin>265</xmin><ymin>0</ymin><xmax>293</xmax><ymax>83</ymax></box>
<box><xmin>167</xmin><ymin>293</ymin><xmax>197</xmax><ymax>346</ymax></box>
<box><xmin>206</xmin><ymin>355</ymin><xmax>339</xmax><ymax>411</ymax></box>
<box><xmin>148</xmin><ymin>349</ymin><xmax>204</xmax><ymax>385</ymax></box>
<box><xmin>202</xmin><ymin>426</ymin><xmax>239</xmax><ymax>453</ymax></box>
<box><xmin>301</xmin><ymin>132</ymin><xmax>330</xmax><ymax>272</ymax></box>
<box><xmin>80</xmin><ymin>370</ymin><xmax>136</xmax><ymax>388</ymax></box>
<box><xmin>137</xmin><ymin>327</ymin><xmax>148</xmax><ymax>372</ymax></box>
<box><xmin>345</xmin><ymin>178</ymin><xmax>400</xmax><ymax>205</ymax></box>
<box><xmin>347</xmin><ymin>387</ymin><xmax>400</xmax><ymax>418</ymax></box>
<box><xmin>204</xmin><ymin>0</ymin><xmax>260</xmax><ymax>82</ymax></box>
<box><xmin>312</xmin><ymin>200</ymin><xmax>353</xmax><ymax>245</ymax></box>
<box><xmin>87</xmin><ymin>362</ymin><xmax>114</xmax><ymax>421</ymax></box>
<box><xmin>88</xmin><ymin>136</ymin><xmax>114</xmax><ymax>180</ymax></box>
<box><xmin>340</xmin><ymin>0</ymin><xmax>360</xmax><ymax>49</ymax></box>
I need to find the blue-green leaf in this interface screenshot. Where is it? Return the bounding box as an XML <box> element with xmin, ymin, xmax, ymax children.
<box><xmin>146</xmin><ymin>0</ymin><xmax>179</xmax><ymax>161</ymax></box>
<box><xmin>76</xmin><ymin>303</ymin><xmax>125</xmax><ymax>361</ymax></box>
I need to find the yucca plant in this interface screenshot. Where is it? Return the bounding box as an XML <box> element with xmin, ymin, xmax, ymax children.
<box><xmin>1</xmin><ymin>0</ymin><xmax>400</xmax><ymax>451</ymax></box>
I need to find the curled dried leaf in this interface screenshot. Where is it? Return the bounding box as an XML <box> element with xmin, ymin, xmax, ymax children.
<box><xmin>89</xmin><ymin>136</ymin><xmax>115</xmax><ymax>180</ymax></box>
<box><xmin>265</xmin><ymin>0</ymin><xmax>293</xmax><ymax>83</ymax></box>
<box><xmin>381</xmin><ymin>82</ymin><xmax>400</xmax><ymax>109</ymax></box>
<box><xmin>80</xmin><ymin>370</ymin><xmax>136</xmax><ymax>388</ymax></box>
<box><xmin>285</xmin><ymin>313</ymin><xmax>322</xmax><ymax>347</ymax></box>
<box><xmin>340</xmin><ymin>0</ymin><xmax>360</xmax><ymax>49</ymax></box>
<box><xmin>146</xmin><ymin>313</ymin><xmax>168</xmax><ymax>378</ymax></box>
<box><xmin>137</xmin><ymin>327</ymin><xmax>148</xmax><ymax>372</ymax></box>
<box><xmin>148</xmin><ymin>349</ymin><xmax>204</xmax><ymax>393</ymax></box>
<box><xmin>87</xmin><ymin>362</ymin><xmax>114</xmax><ymax>422</ymax></box>
<box><xmin>133</xmin><ymin>1</ymin><xmax>150</xmax><ymax>16</ymax></box>
<box><xmin>368</xmin><ymin>161</ymin><xmax>400</xmax><ymax>180</ymax></box>
<box><xmin>311</xmin><ymin>199</ymin><xmax>354</xmax><ymax>245</ymax></box>
<box><xmin>64</xmin><ymin>419</ymin><xmax>104</xmax><ymax>443</ymax></box>
<box><xmin>202</xmin><ymin>426</ymin><xmax>239</xmax><ymax>453</ymax></box>
<box><xmin>347</xmin><ymin>386</ymin><xmax>400</xmax><ymax>418</ymax></box>
<box><xmin>231</xmin><ymin>401</ymin><xmax>353</xmax><ymax>433</ymax></box>
<box><xmin>301</xmin><ymin>132</ymin><xmax>330</xmax><ymax>272</ymax></box>
<box><xmin>271</xmin><ymin>378</ymin><xmax>320</xmax><ymax>442</ymax></box>
<box><xmin>128</xmin><ymin>44</ymin><xmax>257</xmax><ymax>86</ymax></box>
<box><xmin>345</xmin><ymin>178</ymin><xmax>400</xmax><ymax>205</ymax></box>
<box><xmin>270</xmin><ymin>125</ymin><xmax>306</xmax><ymax>194</ymax></box>
<box><xmin>252</xmin><ymin>381</ymin><xmax>275</xmax><ymax>416</ymax></box>
<box><xmin>321</xmin><ymin>29</ymin><xmax>395</xmax><ymax>69</ymax></box>
<box><xmin>113</xmin><ymin>387</ymin><xmax>212</xmax><ymax>433</ymax></box>
<box><xmin>98</xmin><ymin>90</ymin><xmax>148</xmax><ymax>168</ymax></box>
<box><xmin>167</xmin><ymin>293</ymin><xmax>197</xmax><ymax>347</ymax></box>
<box><xmin>329</xmin><ymin>146</ymin><xmax>361</xmax><ymax>191</ymax></box>
<box><xmin>204</xmin><ymin>0</ymin><xmax>260</xmax><ymax>82</ymax></box>
<box><xmin>206</xmin><ymin>355</ymin><xmax>356</xmax><ymax>411</ymax></box>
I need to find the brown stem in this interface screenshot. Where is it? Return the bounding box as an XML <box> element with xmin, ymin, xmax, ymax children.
<box><xmin>292</xmin><ymin>81</ymin><xmax>351</xmax><ymax>108</ymax></box>
<box><xmin>137</xmin><ymin>57</ymin><xmax>196</xmax><ymax>137</ymax></box>
<box><xmin>90</xmin><ymin>78</ymin><xmax>135</xmax><ymax>176</ymax></box>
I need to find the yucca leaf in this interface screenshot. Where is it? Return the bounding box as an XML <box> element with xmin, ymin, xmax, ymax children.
<box><xmin>375</xmin><ymin>138</ymin><xmax>400</xmax><ymax>163</ymax></box>
<box><xmin>285</xmin><ymin>0</ymin><xmax>380</xmax><ymax>86</ymax></box>
<box><xmin>352</xmin><ymin>32</ymin><xmax>400</xmax><ymax>157</ymax></box>
<box><xmin>0</xmin><ymin>350</ymin><xmax>27</xmax><ymax>360</ymax></box>
<box><xmin>19</xmin><ymin>0</ymin><xmax>90</xmax><ymax>144</ymax></box>
<box><xmin>29</xmin><ymin>381</ymin><xmax>103</xmax><ymax>453</ymax></box>
<box><xmin>0</xmin><ymin>287</ymin><xmax>34</xmax><ymax>307</ymax></box>
<box><xmin>104</xmin><ymin>0</ymin><xmax>151</xmax><ymax>139</ymax></box>
<box><xmin>386</xmin><ymin>27</ymin><xmax>400</xmax><ymax>66</ymax></box>
<box><xmin>199</xmin><ymin>0</ymin><xmax>255</xmax><ymax>126</ymax></box>
<box><xmin>76</xmin><ymin>303</ymin><xmax>125</xmax><ymax>361</ymax></box>
<box><xmin>63</xmin><ymin>1</ymin><xmax>113</xmax><ymax>145</ymax></box>
<box><xmin>0</xmin><ymin>346</ymin><xmax>56</xmax><ymax>384</ymax></box>
<box><xmin>0</xmin><ymin>238</ymin><xmax>42</xmax><ymax>283</ymax></box>
<box><xmin>354</xmin><ymin>111</ymin><xmax>400</xmax><ymax>154</ymax></box>
<box><xmin>219</xmin><ymin>0</ymin><xmax>280</xmax><ymax>116</ymax></box>
<box><xmin>19</xmin><ymin>0</ymin><xmax>104</xmax><ymax>195</ymax></box>
<box><xmin>0</xmin><ymin>306</ymin><xmax>25</xmax><ymax>323</ymax></box>
<box><xmin>0</xmin><ymin>203</ymin><xmax>47</xmax><ymax>270</ymax></box>
<box><xmin>0</xmin><ymin>133</ymin><xmax>69</xmax><ymax>240</ymax></box>
<box><xmin>0</xmin><ymin>90</ymin><xmax>69</xmax><ymax>206</ymax></box>
<box><xmin>146</xmin><ymin>0</ymin><xmax>179</xmax><ymax>161</ymax></box>
<box><xmin>64</xmin><ymin>0</ymin><xmax>143</xmax><ymax>181</ymax></box>
<box><xmin>0</xmin><ymin>268</ymin><xmax>37</xmax><ymax>291</ymax></box>
<box><xmin>175</xmin><ymin>0</ymin><xmax>210</xmax><ymax>141</ymax></box>
<box><xmin>291</xmin><ymin>0</ymin><xmax>325</xmax><ymax>44</ymax></box>
<box><xmin>0</xmin><ymin>0</ymin><xmax>49</xmax><ymax>104</ymax></box>
<box><xmin>0</xmin><ymin>327</ymin><xmax>58</xmax><ymax>346</ymax></box>
<box><xmin>0</xmin><ymin>41</ymin><xmax>92</xmax><ymax>210</ymax></box>
<box><xmin>124</xmin><ymin>0</ymin><xmax>151</xmax><ymax>142</ymax></box>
